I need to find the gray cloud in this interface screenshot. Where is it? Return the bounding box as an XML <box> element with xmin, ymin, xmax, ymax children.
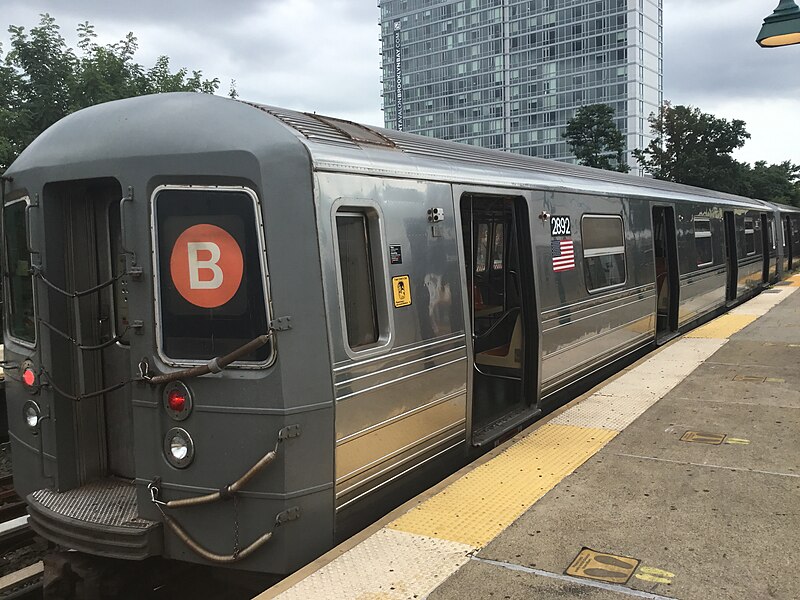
<box><xmin>1</xmin><ymin>1</ymin><xmax>798</xmax><ymax>160</ymax></box>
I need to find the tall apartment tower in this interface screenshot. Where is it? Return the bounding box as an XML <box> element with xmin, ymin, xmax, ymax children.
<box><xmin>379</xmin><ymin>0</ymin><xmax>663</xmax><ymax>171</ymax></box>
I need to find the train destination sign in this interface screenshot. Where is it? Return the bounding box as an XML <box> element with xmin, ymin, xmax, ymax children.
<box><xmin>170</xmin><ymin>223</ymin><xmax>244</xmax><ymax>308</ymax></box>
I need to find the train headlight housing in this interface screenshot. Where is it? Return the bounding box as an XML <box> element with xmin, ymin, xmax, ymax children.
<box><xmin>164</xmin><ymin>427</ymin><xmax>194</xmax><ymax>469</ymax></box>
<box><xmin>163</xmin><ymin>381</ymin><xmax>193</xmax><ymax>421</ymax></box>
<box><xmin>23</xmin><ymin>400</ymin><xmax>42</xmax><ymax>433</ymax></box>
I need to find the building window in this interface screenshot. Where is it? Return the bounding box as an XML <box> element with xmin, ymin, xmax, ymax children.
<box><xmin>693</xmin><ymin>217</ymin><xmax>713</xmax><ymax>267</ymax></box>
<box><xmin>582</xmin><ymin>215</ymin><xmax>627</xmax><ymax>292</ymax></box>
<box><xmin>336</xmin><ymin>211</ymin><xmax>380</xmax><ymax>349</ymax></box>
<box><xmin>744</xmin><ymin>217</ymin><xmax>756</xmax><ymax>256</ymax></box>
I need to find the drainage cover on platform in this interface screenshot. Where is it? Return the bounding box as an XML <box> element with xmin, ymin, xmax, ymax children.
<box><xmin>565</xmin><ymin>548</ymin><xmax>639</xmax><ymax>584</ymax></box>
<box><xmin>762</xmin><ymin>289</ymin><xmax>783</xmax><ymax>294</ymax></box>
<box><xmin>680</xmin><ymin>431</ymin><xmax>726</xmax><ymax>445</ymax></box>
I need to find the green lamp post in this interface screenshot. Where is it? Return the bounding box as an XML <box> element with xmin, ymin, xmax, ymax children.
<box><xmin>757</xmin><ymin>0</ymin><xmax>800</xmax><ymax>47</ymax></box>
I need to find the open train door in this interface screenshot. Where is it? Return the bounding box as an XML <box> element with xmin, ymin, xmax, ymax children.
<box><xmin>724</xmin><ymin>211</ymin><xmax>738</xmax><ymax>302</ymax></box>
<box><xmin>459</xmin><ymin>193</ymin><xmax>538</xmax><ymax>447</ymax></box>
<box><xmin>652</xmin><ymin>206</ymin><xmax>679</xmax><ymax>343</ymax></box>
<box><xmin>761</xmin><ymin>213</ymin><xmax>770</xmax><ymax>283</ymax></box>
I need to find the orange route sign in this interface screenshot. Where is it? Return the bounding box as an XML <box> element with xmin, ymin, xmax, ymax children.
<box><xmin>170</xmin><ymin>223</ymin><xmax>244</xmax><ymax>308</ymax></box>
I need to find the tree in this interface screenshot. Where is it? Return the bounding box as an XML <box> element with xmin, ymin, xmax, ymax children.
<box><xmin>563</xmin><ymin>104</ymin><xmax>629</xmax><ymax>172</ymax></box>
<box><xmin>633</xmin><ymin>103</ymin><xmax>751</xmax><ymax>194</ymax></box>
<box><xmin>742</xmin><ymin>160</ymin><xmax>800</xmax><ymax>207</ymax></box>
<box><xmin>1</xmin><ymin>14</ymin><xmax>223</xmax><ymax>172</ymax></box>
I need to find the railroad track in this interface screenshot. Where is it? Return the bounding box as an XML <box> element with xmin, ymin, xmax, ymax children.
<box><xmin>0</xmin><ymin>477</ymin><xmax>27</xmax><ymax>525</ymax></box>
<box><xmin>0</xmin><ymin>476</ymin><xmax>41</xmax><ymax>599</ymax></box>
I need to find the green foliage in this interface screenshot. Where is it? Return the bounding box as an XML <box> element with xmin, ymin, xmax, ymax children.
<box><xmin>563</xmin><ymin>104</ymin><xmax>629</xmax><ymax>173</ymax></box>
<box><xmin>632</xmin><ymin>103</ymin><xmax>750</xmax><ymax>194</ymax></box>
<box><xmin>634</xmin><ymin>102</ymin><xmax>800</xmax><ymax>205</ymax></box>
<box><xmin>741</xmin><ymin>161</ymin><xmax>800</xmax><ymax>207</ymax></box>
<box><xmin>0</xmin><ymin>14</ymin><xmax>222</xmax><ymax>172</ymax></box>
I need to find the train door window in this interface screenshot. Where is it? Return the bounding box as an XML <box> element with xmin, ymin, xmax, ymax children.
<box><xmin>491</xmin><ymin>223</ymin><xmax>504</xmax><ymax>270</ymax></box>
<box><xmin>769</xmin><ymin>219</ymin><xmax>776</xmax><ymax>251</ymax></box>
<box><xmin>582</xmin><ymin>214</ymin><xmax>626</xmax><ymax>292</ymax></box>
<box><xmin>475</xmin><ymin>223</ymin><xmax>489</xmax><ymax>273</ymax></box>
<box><xmin>335</xmin><ymin>211</ymin><xmax>380</xmax><ymax>350</ymax></box>
<box><xmin>3</xmin><ymin>197</ymin><xmax>36</xmax><ymax>344</ymax></box>
<box><xmin>693</xmin><ymin>217</ymin><xmax>713</xmax><ymax>266</ymax></box>
<box><xmin>744</xmin><ymin>217</ymin><xmax>756</xmax><ymax>255</ymax></box>
<box><xmin>153</xmin><ymin>186</ymin><xmax>271</xmax><ymax>364</ymax></box>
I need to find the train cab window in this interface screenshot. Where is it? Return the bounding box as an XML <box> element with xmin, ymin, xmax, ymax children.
<box><xmin>581</xmin><ymin>214</ymin><xmax>626</xmax><ymax>292</ymax></box>
<box><xmin>335</xmin><ymin>211</ymin><xmax>380</xmax><ymax>350</ymax></box>
<box><xmin>154</xmin><ymin>186</ymin><xmax>271</xmax><ymax>364</ymax></box>
<box><xmin>744</xmin><ymin>217</ymin><xmax>756</xmax><ymax>256</ymax></box>
<box><xmin>3</xmin><ymin>197</ymin><xmax>36</xmax><ymax>344</ymax></box>
<box><xmin>693</xmin><ymin>217</ymin><xmax>713</xmax><ymax>267</ymax></box>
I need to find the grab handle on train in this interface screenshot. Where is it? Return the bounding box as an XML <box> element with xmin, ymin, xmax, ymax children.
<box><xmin>145</xmin><ymin>332</ymin><xmax>272</xmax><ymax>385</ymax></box>
<box><xmin>24</xmin><ymin>195</ymin><xmax>40</xmax><ymax>256</ymax></box>
<box><xmin>119</xmin><ymin>187</ymin><xmax>136</xmax><ymax>266</ymax></box>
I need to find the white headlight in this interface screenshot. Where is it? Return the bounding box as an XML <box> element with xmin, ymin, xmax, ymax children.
<box><xmin>164</xmin><ymin>427</ymin><xmax>194</xmax><ymax>468</ymax></box>
<box><xmin>23</xmin><ymin>401</ymin><xmax>41</xmax><ymax>432</ymax></box>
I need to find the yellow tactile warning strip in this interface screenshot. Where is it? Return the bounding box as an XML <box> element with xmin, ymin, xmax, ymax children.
<box><xmin>263</xmin><ymin>283</ymin><xmax>799</xmax><ymax>600</ymax></box>
<box><xmin>388</xmin><ymin>424</ymin><xmax>616</xmax><ymax>547</ymax></box>
<box><xmin>685</xmin><ymin>313</ymin><xmax>758</xmax><ymax>339</ymax></box>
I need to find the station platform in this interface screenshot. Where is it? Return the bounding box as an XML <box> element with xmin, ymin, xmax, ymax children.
<box><xmin>259</xmin><ymin>274</ymin><xmax>800</xmax><ymax>600</ymax></box>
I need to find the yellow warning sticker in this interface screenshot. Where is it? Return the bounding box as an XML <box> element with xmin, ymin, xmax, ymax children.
<box><xmin>565</xmin><ymin>548</ymin><xmax>639</xmax><ymax>584</ymax></box>
<box><xmin>392</xmin><ymin>275</ymin><xmax>412</xmax><ymax>308</ymax></box>
<box><xmin>680</xmin><ymin>431</ymin><xmax>726</xmax><ymax>445</ymax></box>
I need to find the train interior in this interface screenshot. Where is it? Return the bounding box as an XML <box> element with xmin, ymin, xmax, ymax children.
<box><xmin>460</xmin><ymin>194</ymin><xmax>538</xmax><ymax>445</ymax></box>
<box><xmin>39</xmin><ymin>178</ymin><xmax>134</xmax><ymax>489</ymax></box>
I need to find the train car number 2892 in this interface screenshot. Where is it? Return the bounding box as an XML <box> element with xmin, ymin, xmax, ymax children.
<box><xmin>550</xmin><ymin>215</ymin><xmax>571</xmax><ymax>236</ymax></box>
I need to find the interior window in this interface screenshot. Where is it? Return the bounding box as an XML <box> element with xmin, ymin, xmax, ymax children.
<box><xmin>744</xmin><ymin>217</ymin><xmax>755</xmax><ymax>256</ymax></box>
<box><xmin>693</xmin><ymin>217</ymin><xmax>713</xmax><ymax>266</ymax></box>
<box><xmin>154</xmin><ymin>187</ymin><xmax>270</xmax><ymax>363</ymax></box>
<box><xmin>4</xmin><ymin>198</ymin><xmax>36</xmax><ymax>343</ymax></box>
<box><xmin>582</xmin><ymin>214</ymin><xmax>626</xmax><ymax>291</ymax></box>
<box><xmin>336</xmin><ymin>212</ymin><xmax>379</xmax><ymax>350</ymax></box>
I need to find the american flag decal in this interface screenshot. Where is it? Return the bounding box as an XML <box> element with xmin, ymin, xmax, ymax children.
<box><xmin>551</xmin><ymin>238</ymin><xmax>575</xmax><ymax>272</ymax></box>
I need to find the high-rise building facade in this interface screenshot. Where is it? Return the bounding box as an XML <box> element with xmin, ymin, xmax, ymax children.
<box><xmin>379</xmin><ymin>0</ymin><xmax>663</xmax><ymax>171</ymax></box>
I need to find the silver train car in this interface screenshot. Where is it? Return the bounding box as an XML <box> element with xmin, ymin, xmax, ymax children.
<box><xmin>2</xmin><ymin>93</ymin><xmax>799</xmax><ymax>582</ymax></box>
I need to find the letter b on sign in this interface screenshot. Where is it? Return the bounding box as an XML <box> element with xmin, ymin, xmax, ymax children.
<box><xmin>170</xmin><ymin>224</ymin><xmax>244</xmax><ymax>308</ymax></box>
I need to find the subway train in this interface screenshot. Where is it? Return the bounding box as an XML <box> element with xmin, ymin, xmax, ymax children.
<box><xmin>2</xmin><ymin>93</ymin><xmax>799</xmax><ymax>584</ymax></box>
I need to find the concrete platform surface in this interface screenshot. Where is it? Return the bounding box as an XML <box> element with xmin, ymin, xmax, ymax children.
<box><xmin>259</xmin><ymin>275</ymin><xmax>800</xmax><ymax>600</ymax></box>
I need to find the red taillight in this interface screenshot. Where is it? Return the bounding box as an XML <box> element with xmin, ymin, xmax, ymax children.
<box><xmin>22</xmin><ymin>369</ymin><xmax>36</xmax><ymax>387</ymax></box>
<box><xmin>167</xmin><ymin>390</ymin><xmax>187</xmax><ymax>412</ymax></box>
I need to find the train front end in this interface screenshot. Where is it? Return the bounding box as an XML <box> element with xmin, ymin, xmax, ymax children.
<box><xmin>1</xmin><ymin>93</ymin><xmax>335</xmax><ymax>577</ymax></box>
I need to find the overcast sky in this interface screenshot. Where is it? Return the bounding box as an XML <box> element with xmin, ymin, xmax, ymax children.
<box><xmin>1</xmin><ymin>0</ymin><xmax>798</xmax><ymax>165</ymax></box>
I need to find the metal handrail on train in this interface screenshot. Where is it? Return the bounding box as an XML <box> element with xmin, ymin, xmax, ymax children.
<box><xmin>142</xmin><ymin>332</ymin><xmax>273</xmax><ymax>385</ymax></box>
<box><xmin>148</xmin><ymin>425</ymin><xmax>296</xmax><ymax>563</ymax></box>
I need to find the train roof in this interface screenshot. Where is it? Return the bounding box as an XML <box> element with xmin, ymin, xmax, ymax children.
<box><xmin>5</xmin><ymin>92</ymin><xmax>795</xmax><ymax>214</ymax></box>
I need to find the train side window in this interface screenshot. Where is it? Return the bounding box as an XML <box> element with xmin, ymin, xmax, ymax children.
<box><xmin>336</xmin><ymin>211</ymin><xmax>380</xmax><ymax>350</ymax></box>
<box><xmin>744</xmin><ymin>217</ymin><xmax>756</xmax><ymax>256</ymax></box>
<box><xmin>3</xmin><ymin>197</ymin><xmax>36</xmax><ymax>344</ymax></box>
<box><xmin>581</xmin><ymin>214</ymin><xmax>626</xmax><ymax>292</ymax></box>
<box><xmin>693</xmin><ymin>217</ymin><xmax>713</xmax><ymax>267</ymax></box>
